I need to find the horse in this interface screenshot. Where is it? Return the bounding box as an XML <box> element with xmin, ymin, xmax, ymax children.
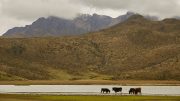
<box><xmin>129</xmin><ymin>88</ymin><xmax>136</xmax><ymax>94</ymax></box>
<box><xmin>112</xmin><ymin>87</ymin><xmax>122</xmax><ymax>93</ymax></box>
<box><xmin>129</xmin><ymin>88</ymin><xmax>141</xmax><ymax>95</ymax></box>
<box><xmin>134</xmin><ymin>88</ymin><xmax>141</xmax><ymax>95</ymax></box>
<box><xmin>101</xmin><ymin>88</ymin><xmax>110</xmax><ymax>93</ymax></box>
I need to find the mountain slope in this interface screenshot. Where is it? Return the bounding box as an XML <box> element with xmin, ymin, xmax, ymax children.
<box><xmin>0</xmin><ymin>15</ymin><xmax>180</xmax><ymax>80</ymax></box>
<box><xmin>2</xmin><ymin>12</ymin><xmax>135</xmax><ymax>37</ymax></box>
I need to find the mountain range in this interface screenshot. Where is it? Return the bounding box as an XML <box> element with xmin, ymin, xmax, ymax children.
<box><xmin>0</xmin><ymin>15</ymin><xmax>180</xmax><ymax>80</ymax></box>
<box><xmin>2</xmin><ymin>12</ymin><xmax>158</xmax><ymax>37</ymax></box>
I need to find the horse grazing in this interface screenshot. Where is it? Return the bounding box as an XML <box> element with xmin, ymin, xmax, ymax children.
<box><xmin>129</xmin><ymin>88</ymin><xmax>141</xmax><ymax>95</ymax></box>
<box><xmin>129</xmin><ymin>88</ymin><xmax>136</xmax><ymax>94</ymax></box>
<box><xmin>112</xmin><ymin>87</ymin><xmax>122</xmax><ymax>93</ymax></box>
<box><xmin>135</xmin><ymin>88</ymin><xmax>141</xmax><ymax>95</ymax></box>
<box><xmin>101</xmin><ymin>88</ymin><xmax>110</xmax><ymax>93</ymax></box>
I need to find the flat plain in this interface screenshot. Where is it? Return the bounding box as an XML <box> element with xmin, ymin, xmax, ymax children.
<box><xmin>0</xmin><ymin>94</ymin><xmax>180</xmax><ymax>101</ymax></box>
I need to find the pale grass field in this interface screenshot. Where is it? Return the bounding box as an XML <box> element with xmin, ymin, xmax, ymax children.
<box><xmin>0</xmin><ymin>80</ymin><xmax>180</xmax><ymax>85</ymax></box>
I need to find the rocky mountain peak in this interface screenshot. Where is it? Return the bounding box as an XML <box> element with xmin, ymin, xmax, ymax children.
<box><xmin>3</xmin><ymin>12</ymin><xmax>158</xmax><ymax>38</ymax></box>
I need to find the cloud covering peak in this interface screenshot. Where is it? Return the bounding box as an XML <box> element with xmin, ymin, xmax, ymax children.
<box><xmin>78</xmin><ymin>0</ymin><xmax>180</xmax><ymax>18</ymax></box>
<box><xmin>1</xmin><ymin>0</ymin><xmax>83</xmax><ymax>20</ymax></box>
<box><xmin>0</xmin><ymin>0</ymin><xmax>180</xmax><ymax>35</ymax></box>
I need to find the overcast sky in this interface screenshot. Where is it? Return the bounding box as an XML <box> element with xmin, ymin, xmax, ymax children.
<box><xmin>0</xmin><ymin>0</ymin><xmax>180</xmax><ymax>35</ymax></box>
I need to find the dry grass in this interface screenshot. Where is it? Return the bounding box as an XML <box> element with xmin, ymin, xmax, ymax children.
<box><xmin>0</xmin><ymin>80</ymin><xmax>180</xmax><ymax>85</ymax></box>
<box><xmin>0</xmin><ymin>15</ymin><xmax>180</xmax><ymax>81</ymax></box>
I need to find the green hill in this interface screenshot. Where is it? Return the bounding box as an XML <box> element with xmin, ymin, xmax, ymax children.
<box><xmin>0</xmin><ymin>15</ymin><xmax>180</xmax><ymax>80</ymax></box>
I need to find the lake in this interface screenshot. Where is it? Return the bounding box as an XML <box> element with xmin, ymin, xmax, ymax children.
<box><xmin>0</xmin><ymin>85</ymin><xmax>180</xmax><ymax>96</ymax></box>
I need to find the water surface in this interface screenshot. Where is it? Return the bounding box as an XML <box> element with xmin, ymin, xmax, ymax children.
<box><xmin>0</xmin><ymin>85</ymin><xmax>180</xmax><ymax>95</ymax></box>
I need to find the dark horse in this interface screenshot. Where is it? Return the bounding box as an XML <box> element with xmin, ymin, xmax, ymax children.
<box><xmin>101</xmin><ymin>88</ymin><xmax>110</xmax><ymax>93</ymax></box>
<box><xmin>129</xmin><ymin>88</ymin><xmax>141</xmax><ymax>95</ymax></box>
<box><xmin>112</xmin><ymin>87</ymin><xmax>122</xmax><ymax>93</ymax></box>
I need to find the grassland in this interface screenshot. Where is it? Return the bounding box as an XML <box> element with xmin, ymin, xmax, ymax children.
<box><xmin>0</xmin><ymin>15</ymin><xmax>180</xmax><ymax>81</ymax></box>
<box><xmin>0</xmin><ymin>80</ymin><xmax>180</xmax><ymax>85</ymax></box>
<box><xmin>0</xmin><ymin>94</ymin><xmax>180</xmax><ymax>101</ymax></box>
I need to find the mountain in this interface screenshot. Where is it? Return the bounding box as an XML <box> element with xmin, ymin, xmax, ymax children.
<box><xmin>2</xmin><ymin>12</ymin><xmax>135</xmax><ymax>37</ymax></box>
<box><xmin>174</xmin><ymin>16</ymin><xmax>180</xmax><ymax>20</ymax></box>
<box><xmin>0</xmin><ymin>15</ymin><xmax>179</xmax><ymax>81</ymax></box>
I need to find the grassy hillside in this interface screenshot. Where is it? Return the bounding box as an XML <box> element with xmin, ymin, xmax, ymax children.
<box><xmin>0</xmin><ymin>15</ymin><xmax>180</xmax><ymax>80</ymax></box>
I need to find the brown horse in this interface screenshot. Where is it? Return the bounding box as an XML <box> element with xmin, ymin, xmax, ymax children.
<box><xmin>129</xmin><ymin>88</ymin><xmax>141</xmax><ymax>95</ymax></box>
<box><xmin>101</xmin><ymin>88</ymin><xmax>110</xmax><ymax>93</ymax></box>
<box><xmin>129</xmin><ymin>88</ymin><xmax>136</xmax><ymax>94</ymax></box>
<box><xmin>112</xmin><ymin>87</ymin><xmax>122</xmax><ymax>93</ymax></box>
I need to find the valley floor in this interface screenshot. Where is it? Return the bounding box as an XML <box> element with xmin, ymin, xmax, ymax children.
<box><xmin>0</xmin><ymin>80</ymin><xmax>180</xmax><ymax>85</ymax></box>
<box><xmin>0</xmin><ymin>94</ymin><xmax>180</xmax><ymax>101</ymax></box>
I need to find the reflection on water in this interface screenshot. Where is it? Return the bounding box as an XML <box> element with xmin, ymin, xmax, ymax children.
<box><xmin>0</xmin><ymin>85</ymin><xmax>180</xmax><ymax>95</ymax></box>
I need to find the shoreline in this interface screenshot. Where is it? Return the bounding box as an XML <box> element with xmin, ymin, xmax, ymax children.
<box><xmin>1</xmin><ymin>92</ymin><xmax>180</xmax><ymax>96</ymax></box>
<box><xmin>0</xmin><ymin>80</ymin><xmax>180</xmax><ymax>86</ymax></box>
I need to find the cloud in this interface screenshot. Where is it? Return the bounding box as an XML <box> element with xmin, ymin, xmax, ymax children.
<box><xmin>1</xmin><ymin>0</ymin><xmax>83</xmax><ymax>20</ymax></box>
<box><xmin>77</xmin><ymin>0</ymin><xmax>180</xmax><ymax>18</ymax></box>
<box><xmin>80</xmin><ymin>7</ymin><xmax>127</xmax><ymax>18</ymax></box>
<box><xmin>0</xmin><ymin>16</ymin><xmax>32</xmax><ymax>35</ymax></box>
<box><xmin>0</xmin><ymin>0</ymin><xmax>84</xmax><ymax>35</ymax></box>
<box><xmin>0</xmin><ymin>0</ymin><xmax>180</xmax><ymax>35</ymax></box>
